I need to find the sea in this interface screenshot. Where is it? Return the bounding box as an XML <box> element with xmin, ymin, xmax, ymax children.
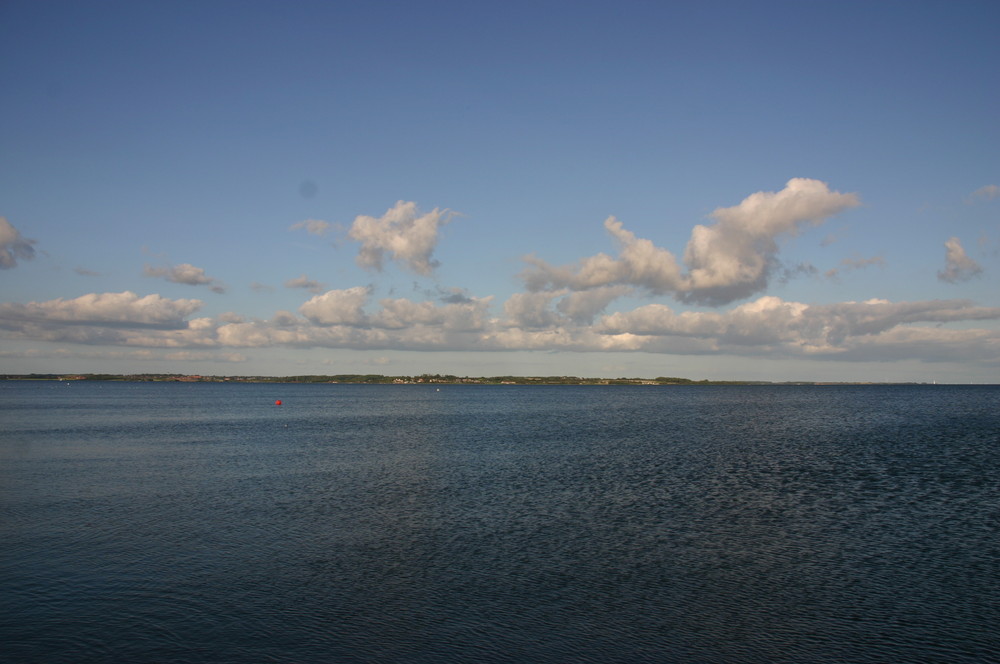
<box><xmin>1</xmin><ymin>380</ymin><xmax>998</xmax><ymax>663</ymax></box>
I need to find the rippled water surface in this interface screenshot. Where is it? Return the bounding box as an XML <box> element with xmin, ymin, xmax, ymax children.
<box><xmin>2</xmin><ymin>381</ymin><xmax>998</xmax><ymax>663</ymax></box>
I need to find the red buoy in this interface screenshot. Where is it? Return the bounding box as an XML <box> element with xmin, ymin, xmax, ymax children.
<box><xmin>275</xmin><ymin>400</ymin><xmax>282</xmax><ymax>406</ymax></box>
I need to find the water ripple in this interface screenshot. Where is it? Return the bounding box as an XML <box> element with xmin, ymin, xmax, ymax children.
<box><xmin>2</xmin><ymin>383</ymin><xmax>998</xmax><ymax>662</ymax></box>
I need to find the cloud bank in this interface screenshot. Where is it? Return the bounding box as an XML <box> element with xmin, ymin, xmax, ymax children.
<box><xmin>2</xmin><ymin>288</ymin><xmax>997</xmax><ymax>367</ymax></box>
<box><xmin>0</xmin><ymin>292</ymin><xmax>205</xmax><ymax>347</ymax></box>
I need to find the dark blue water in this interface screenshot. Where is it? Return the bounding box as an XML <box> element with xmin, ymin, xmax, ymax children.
<box><xmin>2</xmin><ymin>381</ymin><xmax>998</xmax><ymax>663</ymax></box>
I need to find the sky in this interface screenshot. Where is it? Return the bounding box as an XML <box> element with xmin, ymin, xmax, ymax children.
<box><xmin>1</xmin><ymin>0</ymin><xmax>998</xmax><ymax>382</ymax></box>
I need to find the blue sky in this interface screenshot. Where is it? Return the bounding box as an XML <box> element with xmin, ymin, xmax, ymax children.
<box><xmin>1</xmin><ymin>0</ymin><xmax>998</xmax><ymax>382</ymax></box>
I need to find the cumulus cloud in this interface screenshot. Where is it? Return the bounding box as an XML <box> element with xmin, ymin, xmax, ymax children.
<box><xmin>144</xmin><ymin>263</ymin><xmax>226</xmax><ymax>293</ymax></box>
<box><xmin>290</xmin><ymin>219</ymin><xmax>333</xmax><ymax>235</ymax></box>
<box><xmin>556</xmin><ymin>285</ymin><xmax>633</xmax><ymax>324</ymax></box>
<box><xmin>937</xmin><ymin>237</ymin><xmax>983</xmax><ymax>283</ymax></box>
<box><xmin>681</xmin><ymin>178</ymin><xmax>860</xmax><ymax>303</ymax></box>
<box><xmin>501</xmin><ymin>286</ymin><xmax>632</xmax><ymax>331</ymax></box>
<box><xmin>296</xmin><ymin>286</ymin><xmax>493</xmax><ymax>334</ymax></box>
<box><xmin>215</xmin><ymin>291</ymin><xmax>493</xmax><ymax>351</ymax></box>
<box><xmin>284</xmin><ymin>274</ymin><xmax>327</xmax><ymax>293</ymax></box>
<box><xmin>520</xmin><ymin>179</ymin><xmax>860</xmax><ymax>306</ymax></box>
<box><xmin>298</xmin><ymin>287</ymin><xmax>372</xmax><ymax>326</ymax></box>
<box><xmin>970</xmin><ymin>184</ymin><xmax>999</xmax><ymax>202</ymax></box>
<box><xmin>503</xmin><ymin>291</ymin><xmax>568</xmax><ymax>329</ymax></box>
<box><xmin>522</xmin><ymin>217</ymin><xmax>683</xmax><ymax>293</ymax></box>
<box><xmin>372</xmin><ymin>296</ymin><xmax>493</xmax><ymax>332</ymax></box>
<box><xmin>0</xmin><ymin>217</ymin><xmax>37</xmax><ymax>269</ymax></box>
<box><xmin>348</xmin><ymin>201</ymin><xmax>455</xmax><ymax>275</ymax></box>
<box><xmin>5</xmin><ymin>182</ymin><xmax>999</xmax><ymax>370</ymax></box>
<box><xmin>15</xmin><ymin>293</ymin><xmax>970</xmax><ymax>367</ymax></box>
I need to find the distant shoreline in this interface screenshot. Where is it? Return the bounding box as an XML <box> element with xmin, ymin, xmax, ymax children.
<box><xmin>0</xmin><ymin>373</ymin><xmax>950</xmax><ymax>386</ymax></box>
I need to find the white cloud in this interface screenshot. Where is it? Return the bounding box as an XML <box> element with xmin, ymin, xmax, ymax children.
<box><xmin>503</xmin><ymin>286</ymin><xmax>631</xmax><ymax>328</ymax></box>
<box><xmin>290</xmin><ymin>219</ymin><xmax>333</xmax><ymax>235</ymax></box>
<box><xmin>520</xmin><ymin>217</ymin><xmax>683</xmax><ymax>293</ymax></box>
<box><xmin>937</xmin><ymin>237</ymin><xmax>983</xmax><ymax>283</ymax></box>
<box><xmin>298</xmin><ymin>287</ymin><xmax>372</xmax><ymax>326</ymax></box>
<box><xmin>295</xmin><ymin>286</ymin><xmax>493</xmax><ymax>333</ymax></box>
<box><xmin>0</xmin><ymin>291</ymin><xmax>210</xmax><ymax>347</ymax></box>
<box><xmin>372</xmin><ymin>296</ymin><xmax>493</xmax><ymax>332</ymax></box>
<box><xmin>4</xmin><ymin>182</ymin><xmax>998</xmax><ymax>372</ymax></box>
<box><xmin>284</xmin><ymin>274</ymin><xmax>327</xmax><ymax>293</ymax></box>
<box><xmin>3</xmin><ymin>287</ymin><xmax>998</xmax><ymax>368</ymax></box>
<box><xmin>681</xmin><ymin>178</ymin><xmax>860</xmax><ymax>304</ymax></box>
<box><xmin>348</xmin><ymin>201</ymin><xmax>455</xmax><ymax>275</ymax></box>
<box><xmin>218</xmin><ymin>290</ymin><xmax>494</xmax><ymax>351</ymax></box>
<box><xmin>0</xmin><ymin>217</ymin><xmax>37</xmax><ymax>269</ymax></box>
<box><xmin>519</xmin><ymin>179</ymin><xmax>860</xmax><ymax>306</ymax></box>
<box><xmin>556</xmin><ymin>285</ymin><xmax>633</xmax><ymax>324</ymax></box>
<box><xmin>595</xmin><ymin>296</ymin><xmax>1000</xmax><ymax>359</ymax></box>
<box><xmin>144</xmin><ymin>263</ymin><xmax>227</xmax><ymax>293</ymax></box>
<box><xmin>0</xmin><ymin>291</ymin><xmax>202</xmax><ymax>328</ymax></box>
<box><xmin>216</xmin><ymin>292</ymin><xmax>1000</xmax><ymax>366</ymax></box>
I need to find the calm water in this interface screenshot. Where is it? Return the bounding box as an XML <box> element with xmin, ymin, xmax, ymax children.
<box><xmin>2</xmin><ymin>381</ymin><xmax>998</xmax><ymax>663</ymax></box>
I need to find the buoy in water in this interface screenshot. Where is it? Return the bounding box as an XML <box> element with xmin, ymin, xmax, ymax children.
<box><xmin>275</xmin><ymin>400</ymin><xmax>282</xmax><ymax>406</ymax></box>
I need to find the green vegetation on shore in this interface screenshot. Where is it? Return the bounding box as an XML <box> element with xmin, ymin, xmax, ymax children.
<box><xmin>1</xmin><ymin>373</ymin><xmax>937</xmax><ymax>385</ymax></box>
<box><xmin>2</xmin><ymin>372</ymin><xmax>769</xmax><ymax>385</ymax></box>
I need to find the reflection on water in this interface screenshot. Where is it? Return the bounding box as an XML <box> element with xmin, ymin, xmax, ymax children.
<box><xmin>2</xmin><ymin>382</ymin><xmax>998</xmax><ymax>662</ymax></box>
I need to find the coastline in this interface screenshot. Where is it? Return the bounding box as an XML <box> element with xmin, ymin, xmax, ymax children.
<box><xmin>0</xmin><ymin>373</ymin><xmax>949</xmax><ymax>386</ymax></box>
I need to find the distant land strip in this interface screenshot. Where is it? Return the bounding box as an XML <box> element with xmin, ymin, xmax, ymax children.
<box><xmin>1</xmin><ymin>373</ymin><xmax>934</xmax><ymax>386</ymax></box>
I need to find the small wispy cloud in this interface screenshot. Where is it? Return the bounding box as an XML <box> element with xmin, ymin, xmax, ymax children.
<box><xmin>0</xmin><ymin>217</ymin><xmax>37</xmax><ymax>269</ymax></box>
<box><xmin>937</xmin><ymin>237</ymin><xmax>983</xmax><ymax>283</ymax></box>
<box><xmin>825</xmin><ymin>255</ymin><xmax>886</xmax><ymax>279</ymax></box>
<box><xmin>250</xmin><ymin>282</ymin><xmax>274</xmax><ymax>293</ymax></box>
<box><xmin>284</xmin><ymin>274</ymin><xmax>327</xmax><ymax>294</ymax></box>
<box><xmin>290</xmin><ymin>219</ymin><xmax>333</xmax><ymax>236</ymax></box>
<box><xmin>143</xmin><ymin>263</ymin><xmax>227</xmax><ymax>293</ymax></box>
<box><xmin>969</xmin><ymin>184</ymin><xmax>999</xmax><ymax>202</ymax></box>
